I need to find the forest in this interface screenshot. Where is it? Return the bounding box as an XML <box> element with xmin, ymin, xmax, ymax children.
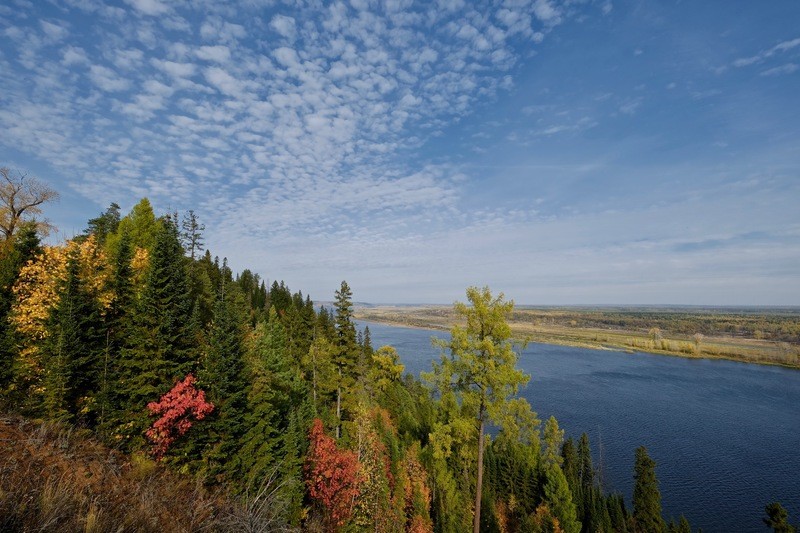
<box><xmin>0</xmin><ymin>176</ymin><xmax>795</xmax><ymax>532</ymax></box>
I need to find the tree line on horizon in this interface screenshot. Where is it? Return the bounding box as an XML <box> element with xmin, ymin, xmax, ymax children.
<box><xmin>0</xmin><ymin>170</ymin><xmax>795</xmax><ymax>532</ymax></box>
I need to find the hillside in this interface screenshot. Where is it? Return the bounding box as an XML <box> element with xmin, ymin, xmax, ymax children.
<box><xmin>0</xmin><ymin>416</ymin><xmax>282</xmax><ymax>532</ymax></box>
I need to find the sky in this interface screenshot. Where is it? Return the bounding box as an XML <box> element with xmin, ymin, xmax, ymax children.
<box><xmin>1</xmin><ymin>0</ymin><xmax>799</xmax><ymax>305</ymax></box>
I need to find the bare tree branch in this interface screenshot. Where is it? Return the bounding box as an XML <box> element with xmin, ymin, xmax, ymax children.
<box><xmin>0</xmin><ymin>167</ymin><xmax>59</xmax><ymax>240</ymax></box>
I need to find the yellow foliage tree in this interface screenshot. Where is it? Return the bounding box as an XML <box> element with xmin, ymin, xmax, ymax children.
<box><xmin>10</xmin><ymin>235</ymin><xmax>113</xmax><ymax>385</ymax></box>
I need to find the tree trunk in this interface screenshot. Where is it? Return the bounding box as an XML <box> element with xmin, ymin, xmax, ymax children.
<box><xmin>474</xmin><ymin>405</ymin><xmax>486</xmax><ymax>533</ymax></box>
<box><xmin>336</xmin><ymin>367</ymin><xmax>342</xmax><ymax>439</ymax></box>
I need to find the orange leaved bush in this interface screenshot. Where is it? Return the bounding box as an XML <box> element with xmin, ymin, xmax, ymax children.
<box><xmin>305</xmin><ymin>418</ymin><xmax>362</xmax><ymax>529</ymax></box>
<box><xmin>145</xmin><ymin>374</ymin><xmax>213</xmax><ymax>459</ymax></box>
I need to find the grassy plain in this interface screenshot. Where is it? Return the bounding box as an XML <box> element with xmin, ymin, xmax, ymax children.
<box><xmin>354</xmin><ymin>305</ymin><xmax>800</xmax><ymax>369</ymax></box>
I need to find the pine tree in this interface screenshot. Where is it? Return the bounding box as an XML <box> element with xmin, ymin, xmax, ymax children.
<box><xmin>82</xmin><ymin>203</ymin><xmax>120</xmax><ymax>245</ymax></box>
<box><xmin>180</xmin><ymin>209</ymin><xmax>204</xmax><ymax>261</ymax></box>
<box><xmin>97</xmin><ymin>229</ymin><xmax>134</xmax><ymax>434</ymax></box>
<box><xmin>116</xmin><ymin>219</ymin><xmax>196</xmax><ymax>447</ymax></box>
<box><xmin>632</xmin><ymin>446</ymin><xmax>664</xmax><ymax>533</ymax></box>
<box><xmin>425</xmin><ymin>286</ymin><xmax>529</xmax><ymax>533</ymax></box>
<box><xmin>42</xmin><ymin>250</ymin><xmax>104</xmax><ymax>422</ymax></box>
<box><xmin>198</xmin><ymin>276</ymin><xmax>249</xmax><ymax>481</ymax></box>
<box><xmin>0</xmin><ymin>222</ymin><xmax>40</xmax><ymax>393</ymax></box>
<box><xmin>333</xmin><ymin>280</ymin><xmax>358</xmax><ymax>438</ymax></box>
<box><xmin>543</xmin><ymin>463</ymin><xmax>581</xmax><ymax>533</ymax></box>
<box><xmin>764</xmin><ymin>502</ymin><xmax>796</xmax><ymax>533</ymax></box>
<box><xmin>238</xmin><ymin>308</ymin><xmax>294</xmax><ymax>485</ymax></box>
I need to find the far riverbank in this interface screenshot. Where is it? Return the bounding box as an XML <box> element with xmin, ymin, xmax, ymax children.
<box><xmin>354</xmin><ymin>305</ymin><xmax>800</xmax><ymax>370</ymax></box>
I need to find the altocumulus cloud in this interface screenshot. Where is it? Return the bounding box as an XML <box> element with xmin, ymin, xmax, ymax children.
<box><xmin>1</xmin><ymin>0</ymin><xmax>798</xmax><ymax>304</ymax></box>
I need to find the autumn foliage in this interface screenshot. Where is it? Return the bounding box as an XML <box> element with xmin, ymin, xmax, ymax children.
<box><xmin>145</xmin><ymin>374</ymin><xmax>213</xmax><ymax>459</ymax></box>
<box><xmin>305</xmin><ymin>418</ymin><xmax>362</xmax><ymax>529</ymax></box>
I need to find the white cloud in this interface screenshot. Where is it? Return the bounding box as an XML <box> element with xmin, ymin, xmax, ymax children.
<box><xmin>204</xmin><ymin>66</ymin><xmax>249</xmax><ymax>97</ymax></box>
<box><xmin>124</xmin><ymin>0</ymin><xmax>169</xmax><ymax>16</ymax></box>
<box><xmin>62</xmin><ymin>46</ymin><xmax>88</xmax><ymax>66</ymax></box>
<box><xmin>760</xmin><ymin>63</ymin><xmax>798</xmax><ymax>76</ymax></box>
<box><xmin>151</xmin><ymin>58</ymin><xmax>196</xmax><ymax>78</ymax></box>
<box><xmin>270</xmin><ymin>14</ymin><xmax>297</xmax><ymax>40</ymax></box>
<box><xmin>532</xmin><ymin>0</ymin><xmax>561</xmax><ymax>24</ymax></box>
<box><xmin>200</xmin><ymin>17</ymin><xmax>246</xmax><ymax>43</ymax></box>
<box><xmin>113</xmin><ymin>48</ymin><xmax>145</xmax><ymax>70</ymax></box>
<box><xmin>89</xmin><ymin>64</ymin><xmax>130</xmax><ymax>92</ymax></box>
<box><xmin>195</xmin><ymin>45</ymin><xmax>231</xmax><ymax>63</ymax></box>
<box><xmin>40</xmin><ymin>20</ymin><xmax>69</xmax><ymax>41</ymax></box>
<box><xmin>733</xmin><ymin>37</ymin><xmax>800</xmax><ymax>68</ymax></box>
<box><xmin>619</xmin><ymin>97</ymin><xmax>642</xmax><ymax>115</ymax></box>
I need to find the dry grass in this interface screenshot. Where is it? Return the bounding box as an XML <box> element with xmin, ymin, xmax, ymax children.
<box><xmin>0</xmin><ymin>416</ymin><xmax>297</xmax><ymax>532</ymax></box>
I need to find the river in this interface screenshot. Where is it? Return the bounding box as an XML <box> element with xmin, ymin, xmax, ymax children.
<box><xmin>359</xmin><ymin>320</ymin><xmax>800</xmax><ymax>533</ymax></box>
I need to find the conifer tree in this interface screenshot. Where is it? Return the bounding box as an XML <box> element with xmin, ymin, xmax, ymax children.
<box><xmin>333</xmin><ymin>280</ymin><xmax>358</xmax><ymax>438</ymax></box>
<box><xmin>97</xmin><ymin>230</ymin><xmax>134</xmax><ymax>434</ymax></box>
<box><xmin>199</xmin><ymin>275</ymin><xmax>249</xmax><ymax>481</ymax></box>
<box><xmin>543</xmin><ymin>416</ymin><xmax>565</xmax><ymax>468</ymax></box>
<box><xmin>632</xmin><ymin>446</ymin><xmax>664</xmax><ymax>533</ymax></box>
<box><xmin>543</xmin><ymin>463</ymin><xmax>581</xmax><ymax>533</ymax></box>
<box><xmin>764</xmin><ymin>502</ymin><xmax>796</xmax><ymax>533</ymax></box>
<box><xmin>0</xmin><ymin>222</ymin><xmax>40</xmax><ymax>392</ymax></box>
<box><xmin>116</xmin><ymin>219</ymin><xmax>196</xmax><ymax>446</ymax></box>
<box><xmin>239</xmin><ymin>307</ymin><xmax>294</xmax><ymax>484</ymax></box>
<box><xmin>426</xmin><ymin>286</ymin><xmax>529</xmax><ymax>533</ymax></box>
<box><xmin>82</xmin><ymin>203</ymin><xmax>120</xmax><ymax>245</ymax></box>
<box><xmin>562</xmin><ymin>438</ymin><xmax>578</xmax><ymax>483</ymax></box>
<box><xmin>577</xmin><ymin>432</ymin><xmax>595</xmax><ymax>530</ymax></box>
<box><xmin>105</xmin><ymin>198</ymin><xmax>159</xmax><ymax>259</ymax></box>
<box><xmin>42</xmin><ymin>250</ymin><xmax>104</xmax><ymax>421</ymax></box>
<box><xmin>180</xmin><ymin>209</ymin><xmax>204</xmax><ymax>261</ymax></box>
<box><xmin>607</xmin><ymin>494</ymin><xmax>629</xmax><ymax>533</ymax></box>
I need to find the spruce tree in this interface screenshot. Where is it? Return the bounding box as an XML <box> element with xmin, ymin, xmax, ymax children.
<box><xmin>42</xmin><ymin>250</ymin><xmax>104</xmax><ymax>422</ymax></box>
<box><xmin>180</xmin><ymin>209</ymin><xmax>204</xmax><ymax>261</ymax></box>
<box><xmin>764</xmin><ymin>502</ymin><xmax>796</xmax><ymax>533</ymax></box>
<box><xmin>82</xmin><ymin>202</ymin><xmax>120</xmax><ymax>245</ymax></box>
<box><xmin>238</xmin><ymin>307</ymin><xmax>293</xmax><ymax>485</ymax></box>
<box><xmin>0</xmin><ymin>222</ymin><xmax>40</xmax><ymax>393</ymax></box>
<box><xmin>333</xmin><ymin>280</ymin><xmax>358</xmax><ymax>437</ymax></box>
<box><xmin>632</xmin><ymin>446</ymin><xmax>665</xmax><ymax>533</ymax></box>
<box><xmin>562</xmin><ymin>438</ymin><xmax>579</xmax><ymax>492</ymax></box>
<box><xmin>99</xmin><ymin>231</ymin><xmax>133</xmax><ymax>435</ymax></box>
<box><xmin>198</xmin><ymin>277</ymin><xmax>249</xmax><ymax>481</ymax></box>
<box><xmin>543</xmin><ymin>463</ymin><xmax>581</xmax><ymax>533</ymax></box>
<box><xmin>116</xmin><ymin>219</ymin><xmax>196</xmax><ymax>446</ymax></box>
<box><xmin>577</xmin><ymin>432</ymin><xmax>595</xmax><ymax>530</ymax></box>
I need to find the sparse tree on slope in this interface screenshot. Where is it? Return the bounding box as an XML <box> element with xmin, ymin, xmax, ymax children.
<box><xmin>427</xmin><ymin>286</ymin><xmax>529</xmax><ymax>533</ymax></box>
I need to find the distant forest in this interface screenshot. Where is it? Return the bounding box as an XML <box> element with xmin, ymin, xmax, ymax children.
<box><xmin>0</xmin><ymin>171</ymin><xmax>795</xmax><ymax>532</ymax></box>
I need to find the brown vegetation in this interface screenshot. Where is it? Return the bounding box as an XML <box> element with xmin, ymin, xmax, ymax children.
<box><xmin>0</xmin><ymin>416</ymin><xmax>291</xmax><ymax>532</ymax></box>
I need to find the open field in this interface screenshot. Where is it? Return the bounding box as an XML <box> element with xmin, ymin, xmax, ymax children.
<box><xmin>354</xmin><ymin>305</ymin><xmax>800</xmax><ymax>369</ymax></box>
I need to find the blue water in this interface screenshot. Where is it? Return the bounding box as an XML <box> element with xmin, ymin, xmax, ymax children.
<box><xmin>360</xmin><ymin>320</ymin><xmax>800</xmax><ymax>533</ymax></box>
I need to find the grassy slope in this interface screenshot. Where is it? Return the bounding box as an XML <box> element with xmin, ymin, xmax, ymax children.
<box><xmin>0</xmin><ymin>416</ymin><xmax>285</xmax><ymax>532</ymax></box>
<box><xmin>354</xmin><ymin>306</ymin><xmax>800</xmax><ymax>369</ymax></box>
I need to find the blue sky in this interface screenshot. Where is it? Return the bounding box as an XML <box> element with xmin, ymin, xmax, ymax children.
<box><xmin>1</xmin><ymin>0</ymin><xmax>798</xmax><ymax>305</ymax></box>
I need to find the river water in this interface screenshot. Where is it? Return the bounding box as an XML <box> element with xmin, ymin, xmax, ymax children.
<box><xmin>359</xmin><ymin>320</ymin><xmax>800</xmax><ymax>533</ymax></box>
